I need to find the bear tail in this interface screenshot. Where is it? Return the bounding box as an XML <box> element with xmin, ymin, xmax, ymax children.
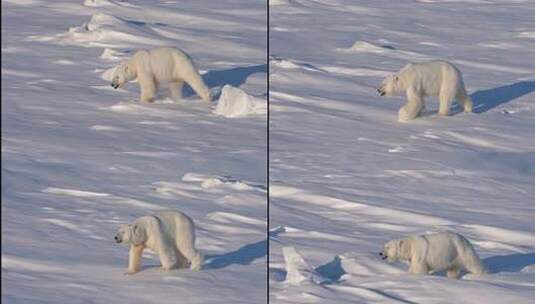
<box><xmin>190</xmin><ymin>253</ymin><xmax>203</xmax><ymax>271</ymax></box>
<box><xmin>457</xmin><ymin>235</ymin><xmax>487</xmax><ymax>275</ymax></box>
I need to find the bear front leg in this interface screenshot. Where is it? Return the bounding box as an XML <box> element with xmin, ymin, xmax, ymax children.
<box><xmin>169</xmin><ymin>80</ymin><xmax>184</xmax><ymax>101</ymax></box>
<box><xmin>408</xmin><ymin>261</ymin><xmax>428</xmax><ymax>275</ymax></box>
<box><xmin>138</xmin><ymin>74</ymin><xmax>156</xmax><ymax>103</ymax></box>
<box><xmin>125</xmin><ymin>244</ymin><xmax>144</xmax><ymax>275</ymax></box>
<box><xmin>398</xmin><ymin>88</ymin><xmax>424</xmax><ymax>122</ymax></box>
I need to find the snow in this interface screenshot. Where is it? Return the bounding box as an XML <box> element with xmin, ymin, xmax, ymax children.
<box><xmin>282</xmin><ymin>246</ymin><xmax>326</xmax><ymax>285</ymax></box>
<box><xmin>269</xmin><ymin>0</ymin><xmax>535</xmax><ymax>303</ymax></box>
<box><xmin>2</xmin><ymin>1</ymin><xmax>266</xmax><ymax>303</ymax></box>
<box><xmin>3</xmin><ymin>0</ymin><xmax>535</xmax><ymax>303</ymax></box>
<box><xmin>214</xmin><ymin>85</ymin><xmax>267</xmax><ymax>118</ymax></box>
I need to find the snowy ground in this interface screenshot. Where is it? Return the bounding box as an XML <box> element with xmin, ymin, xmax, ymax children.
<box><xmin>2</xmin><ymin>1</ymin><xmax>266</xmax><ymax>303</ymax></box>
<box><xmin>269</xmin><ymin>1</ymin><xmax>535</xmax><ymax>303</ymax></box>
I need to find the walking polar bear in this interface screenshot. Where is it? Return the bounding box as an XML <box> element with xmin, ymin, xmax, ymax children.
<box><xmin>111</xmin><ymin>47</ymin><xmax>212</xmax><ymax>103</ymax></box>
<box><xmin>377</xmin><ymin>60</ymin><xmax>473</xmax><ymax>122</ymax></box>
<box><xmin>380</xmin><ymin>232</ymin><xmax>487</xmax><ymax>279</ymax></box>
<box><xmin>114</xmin><ymin>211</ymin><xmax>203</xmax><ymax>274</ymax></box>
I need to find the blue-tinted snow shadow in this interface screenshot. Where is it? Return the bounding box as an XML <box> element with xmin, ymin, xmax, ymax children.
<box><xmin>183</xmin><ymin>64</ymin><xmax>267</xmax><ymax>99</ymax></box>
<box><xmin>471</xmin><ymin>81</ymin><xmax>535</xmax><ymax>113</ymax></box>
<box><xmin>315</xmin><ymin>255</ymin><xmax>346</xmax><ymax>282</ymax></box>
<box><xmin>315</xmin><ymin>256</ymin><xmax>419</xmax><ymax>304</ymax></box>
<box><xmin>203</xmin><ymin>239</ymin><xmax>267</xmax><ymax>270</ymax></box>
<box><xmin>484</xmin><ymin>252</ymin><xmax>535</xmax><ymax>273</ymax></box>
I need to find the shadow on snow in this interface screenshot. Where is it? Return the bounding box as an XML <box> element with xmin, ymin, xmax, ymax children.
<box><xmin>203</xmin><ymin>239</ymin><xmax>267</xmax><ymax>270</ymax></box>
<box><xmin>471</xmin><ymin>81</ymin><xmax>535</xmax><ymax>113</ymax></box>
<box><xmin>484</xmin><ymin>252</ymin><xmax>535</xmax><ymax>274</ymax></box>
<box><xmin>183</xmin><ymin>64</ymin><xmax>267</xmax><ymax>99</ymax></box>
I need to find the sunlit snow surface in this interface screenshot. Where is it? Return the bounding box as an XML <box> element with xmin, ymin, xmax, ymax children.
<box><xmin>2</xmin><ymin>1</ymin><xmax>267</xmax><ymax>303</ymax></box>
<box><xmin>269</xmin><ymin>0</ymin><xmax>535</xmax><ymax>303</ymax></box>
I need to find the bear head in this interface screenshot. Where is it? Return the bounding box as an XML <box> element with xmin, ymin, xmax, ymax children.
<box><xmin>380</xmin><ymin>239</ymin><xmax>408</xmax><ymax>263</ymax></box>
<box><xmin>115</xmin><ymin>224</ymin><xmax>146</xmax><ymax>245</ymax></box>
<box><xmin>111</xmin><ymin>62</ymin><xmax>136</xmax><ymax>89</ymax></box>
<box><xmin>377</xmin><ymin>75</ymin><xmax>400</xmax><ymax>97</ymax></box>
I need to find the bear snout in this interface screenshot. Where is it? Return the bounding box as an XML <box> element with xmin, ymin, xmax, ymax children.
<box><xmin>114</xmin><ymin>236</ymin><xmax>122</xmax><ymax>243</ymax></box>
<box><xmin>379</xmin><ymin>251</ymin><xmax>388</xmax><ymax>260</ymax></box>
<box><xmin>377</xmin><ymin>88</ymin><xmax>386</xmax><ymax>96</ymax></box>
<box><xmin>111</xmin><ymin>83</ymin><xmax>119</xmax><ymax>89</ymax></box>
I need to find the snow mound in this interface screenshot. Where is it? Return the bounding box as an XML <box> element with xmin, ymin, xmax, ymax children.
<box><xmin>338</xmin><ymin>41</ymin><xmax>393</xmax><ymax>53</ymax></box>
<box><xmin>270</xmin><ymin>0</ymin><xmax>292</xmax><ymax>5</ymax></box>
<box><xmin>201</xmin><ymin>176</ymin><xmax>256</xmax><ymax>191</ymax></box>
<box><xmin>85</xmin><ymin>13</ymin><xmax>123</xmax><ymax>31</ymax></box>
<box><xmin>100</xmin><ymin>48</ymin><xmax>128</xmax><ymax>61</ymax></box>
<box><xmin>83</xmin><ymin>0</ymin><xmax>115</xmax><ymax>7</ymax></box>
<box><xmin>282</xmin><ymin>246</ymin><xmax>326</xmax><ymax>285</ymax></box>
<box><xmin>270</xmin><ymin>56</ymin><xmax>323</xmax><ymax>72</ymax></box>
<box><xmin>521</xmin><ymin>265</ymin><xmax>535</xmax><ymax>273</ymax></box>
<box><xmin>182</xmin><ymin>172</ymin><xmax>267</xmax><ymax>192</ymax></box>
<box><xmin>83</xmin><ymin>0</ymin><xmax>137</xmax><ymax>8</ymax></box>
<box><xmin>28</xmin><ymin>13</ymin><xmax>165</xmax><ymax>48</ymax></box>
<box><xmin>213</xmin><ymin>85</ymin><xmax>267</xmax><ymax>118</ymax></box>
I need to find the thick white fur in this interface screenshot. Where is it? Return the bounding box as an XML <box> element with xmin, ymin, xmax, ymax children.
<box><xmin>111</xmin><ymin>47</ymin><xmax>211</xmax><ymax>103</ymax></box>
<box><xmin>381</xmin><ymin>232</ymin><xmax>487</xmax><ymax>279</ymax></box>
<box><xmin>115</xmin><ymin>211</ymin><xmax>203</xmax><ymax>275</ymax></box>
<box><xmin>378</xmin><ymin>60</ymin><xmax>473</xmax><ymax>122</ymax></box>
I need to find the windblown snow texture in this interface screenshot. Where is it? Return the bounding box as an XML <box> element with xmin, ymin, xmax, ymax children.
<box><xmin>2</xmin><ymin>1</ymin><xmax>267</xmax><ymax>303</ymax></box>
<box><xmin>269</xmin><ymin>0</ymin><xmax>535</xmax><ymax>303</ymax></box>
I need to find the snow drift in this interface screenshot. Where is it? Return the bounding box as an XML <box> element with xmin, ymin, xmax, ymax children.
<box><xmin>213</xmin><ymin>85</ymin><xmax>267</xmax><ymax>118</ymax></box>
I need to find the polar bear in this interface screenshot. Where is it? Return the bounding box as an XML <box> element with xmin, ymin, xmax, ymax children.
<box><xmin>114</xmin><ymin>211</ymin><xmax>203</xmax><ymax>274</ymax></box>
<box><xmin>380</xmin><ymin>232</ymin><xmax>487</xmax><ymax>279</ymax></box>
<box><xmin>377</xmin><ymin>60</ymin><xmax>473</xmax><ymax>122</ymax></box>
<box><xmin>111</xmin><ymin>47</ymin><xmax>212</xmax><ymax>103</ymax></box>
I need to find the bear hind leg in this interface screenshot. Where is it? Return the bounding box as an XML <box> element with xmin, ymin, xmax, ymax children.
<box><xmin>447</xmin><ymin>267</ymin><xmax>461</xmax><ymax>279</ymax></box>
<box><xmin>155</xmin><ymin>236</ymin><xmax>178</xmax><ymax>271</ymax></box>
<box><xmin>457</xmin><ymin>89</ymin><xmax>473</xmax><ymax>113</ymax></box>
<box><xmin>176</xmin><ymin>233</ymin><xmax>203</xmax><ymax>271</ymax></box>
<box><xmin>169</xmin><ymin>80</ymin><xmax>184</xmax><ymax>101</ymax></box>
<box><xmin>158</xmin><ymin>249</ymin><xmax>178</xmax><ymax>271</ymax></box>
<box><xmin>182</xmin><ymin>69</ymin><xmax>211</xmax><ymax>102</ymax></box>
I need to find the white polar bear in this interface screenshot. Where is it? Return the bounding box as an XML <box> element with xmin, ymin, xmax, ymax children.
<box><xmin>380</xmin><ymin>232</ymin><xmax>487</xmax><ymax>279</ymax></box>
<box><xmin>114</xmin><ymin>211</ymin><xmax>203</xmax><ymax>274</ymax></box>
<box><xmin>111</xmin><ymin>47</ymin><xmax>212</xmax><ymax>103</ymax></box>
<box><xmin>377</xmin><ymin>60</ymin><xmax>473</xmax><ymax>122</ymax></box>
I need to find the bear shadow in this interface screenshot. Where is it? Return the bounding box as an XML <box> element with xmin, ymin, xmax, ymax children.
<box><xmin>483</xmin><ymin>252</ymin><xmax>535</xmax><ymax>274</ymax></box>
<box><xmin>182</xmin><ymin>64</ymin><xmax>268</xmax><ymax>99</ymax></box>
<box><xmin>471</xmin><ymin>81</ymin><xmax>535</xmax><ymax>113</ymax></box>
<box><xmin>202</xmin><ymin>239</ymin><xmax>267</xmax><ymax>270</ymax></box>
